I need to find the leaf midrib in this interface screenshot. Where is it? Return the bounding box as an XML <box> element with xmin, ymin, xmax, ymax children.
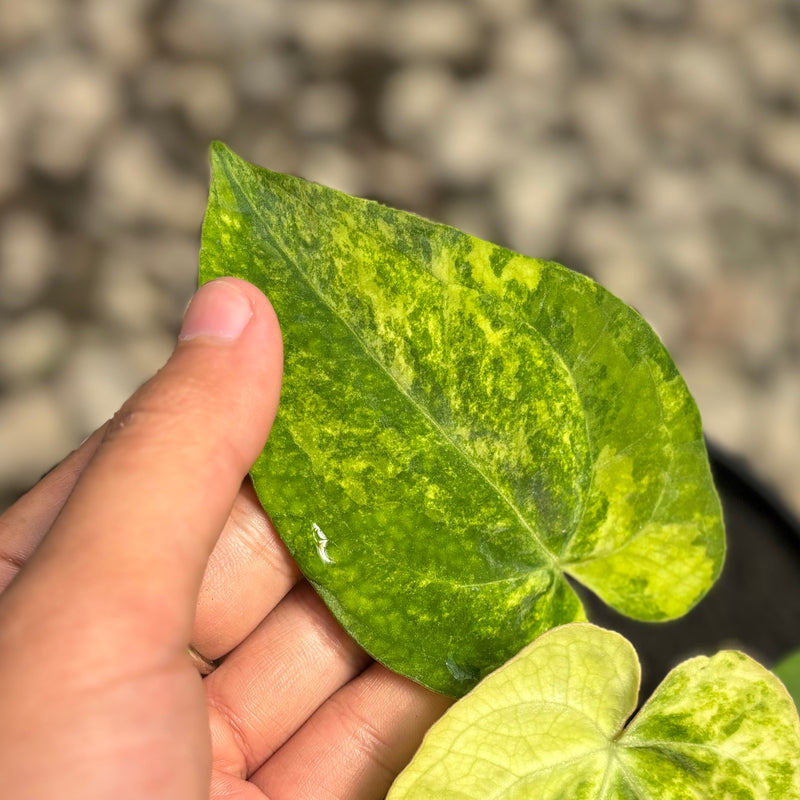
<box><xmin>222</xmin><ymin>157</ymin><xmax>561</xmax><ymax>572</ymax></box>
<box><xmin>618</xmin><ymin>737</ymin><xmax>764</xmax><ymax>793</ymax></box>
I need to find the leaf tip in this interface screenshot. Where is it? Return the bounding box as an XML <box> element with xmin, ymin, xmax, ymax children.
<box><xmin>208</xmin><ymin>140</ymin><xmax>245</xmax><ymax>175</ymax></box>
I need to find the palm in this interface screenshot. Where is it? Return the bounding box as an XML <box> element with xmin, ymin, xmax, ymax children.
<box><xmin>0</xmin><ymin>472</ymin><xmax>447</xmax><ymax>800</ymax></box>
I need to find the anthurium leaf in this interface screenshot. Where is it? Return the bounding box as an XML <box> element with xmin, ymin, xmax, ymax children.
<box><xmin>199</xmin><ymin>142</ymin><xmax>725</xmax><ymax>696</ymax></box>
<box><xmin>775</xmin><ymin>650</ymin><xmax>800</xmax><ymax>710</ymax></box>
<box><xmin>387</xmin><ymin>624</ymin><xmax>800</xmax><ymax>800</ymax></box>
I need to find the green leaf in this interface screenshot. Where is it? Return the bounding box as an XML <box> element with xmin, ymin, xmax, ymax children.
<box><xmin>199</xmin><ymin>142</ymin><xmax>725</xmax><ymax>696</ymax></box>
<box><xmin>387</xmin><ymin>624</ymin><xmax>800</xmax><ymax>800</ymax></box>
<box><xmin>775</xmin><ymin>650</ymin><xmax>800</xmax><ymax>711</ymax></box>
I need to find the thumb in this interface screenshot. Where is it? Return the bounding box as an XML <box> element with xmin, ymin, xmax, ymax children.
<box><xmin>0</xmin><ymin>277</ymin><xmax>283</xmax><ymax>660</ymax></box>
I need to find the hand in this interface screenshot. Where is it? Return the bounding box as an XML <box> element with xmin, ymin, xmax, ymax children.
<box><xmin>0</xmin><ymin>278</ymin><xmax>450</xmax><ymax>800</ymax></box>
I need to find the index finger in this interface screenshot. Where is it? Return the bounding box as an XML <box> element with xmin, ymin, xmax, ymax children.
<box><xmin>0</xmin><ymin>426</ymin><xmax>105</xmax><ymax>594</ymax></box>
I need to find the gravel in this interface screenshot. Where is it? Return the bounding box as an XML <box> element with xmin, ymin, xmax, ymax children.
<box><xmin>0</xmin><ymin>0</ymin><xmax>798</xmax><ymax>518</ymax></box>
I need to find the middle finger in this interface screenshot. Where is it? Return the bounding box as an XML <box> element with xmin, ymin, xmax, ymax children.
<box><xmin>205</xmin><ymin>580</ymin><xmax>372</xmax><ymax>778</ymax></box>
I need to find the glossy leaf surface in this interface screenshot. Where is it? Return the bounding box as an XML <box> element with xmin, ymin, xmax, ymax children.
<box><xmin>199</xmin><ymin>143</ymin><xmax>725</xmax><ymax>696</ymax></box>
<box><xmin>388</xmin><ymin>624</ymin><xmax>800</xmax><ymax>799</ymax></box>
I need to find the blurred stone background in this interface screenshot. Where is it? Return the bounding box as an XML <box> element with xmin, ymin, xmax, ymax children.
<box><xmin>0</xmin><ymin>0</ymin><xmax>798</xmax><ymax>517</ymax></box>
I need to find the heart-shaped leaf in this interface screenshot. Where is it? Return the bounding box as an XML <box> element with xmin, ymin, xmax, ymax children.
<box><xmin>199</xmin><ymin>143</ymin><xmax>725</xmax><ymax>696</ymax></box>
<box><xmin>387</xmin><ymin>624</ymin><xmax>800</xmax><ymax>799</ymax></box>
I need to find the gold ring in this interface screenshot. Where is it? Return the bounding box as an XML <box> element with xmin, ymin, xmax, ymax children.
<box><xmin>187</xmin><ymin>645</ymin><xmax>218</xmax><ymax>676</ymax></box>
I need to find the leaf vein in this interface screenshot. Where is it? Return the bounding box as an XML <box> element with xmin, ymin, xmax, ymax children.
<box><xmin>225</xmin><ymin>163</ymin><xmax>560</xmax><ymax>571</ymax></box>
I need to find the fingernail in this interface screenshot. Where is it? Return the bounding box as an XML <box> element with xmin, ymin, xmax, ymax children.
<box><xmin>179</xmin><ymin>279</ymin><xmax>253</xmax><ymax>342</ymax></box>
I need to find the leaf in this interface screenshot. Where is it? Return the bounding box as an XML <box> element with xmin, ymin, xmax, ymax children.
<box><xmin>199</xmin><ymin>142</ymin><xmax>725</xmax><ymax>696</ymax></box>
<box><xmin>775</xmin><ymin>650</ymin><xmax>800</xmax><ymax>711</ymax></box>
<box><xmin>387</xmin><ymin>624</ymin><xmax>800</xmax><ymax>800</ymax></box>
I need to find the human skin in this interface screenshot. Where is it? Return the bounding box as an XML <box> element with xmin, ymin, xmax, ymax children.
<box><xmin>0</xmin><ymin>277</ymin><xmax>451</xmax><ymax>800</ymax></box>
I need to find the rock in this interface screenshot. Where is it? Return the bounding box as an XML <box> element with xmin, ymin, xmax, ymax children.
<box><xmin>492</xmin><ymin>145</ymin><xmax>587</xmax><ymax>258</ymax></box>
<box><xmin>605</xmin><ymin>0</ymin><xmax>689</xmax><ymax>25</ymax></box>
<box><xmin>82</xmin><ymin>0</ymin><xmax>154</xmax><ymax>71</ymax></box>
<box><xmin>733</xmin><ymin>273</ymin><xmax>791</xmax><ymax>368</ymax></box>
<box><xmin>288</xmin><ymin>0</ymin><xmax>377</xmax><ymax>60</ymax></box>
<box><xmin>235</xmin><ymin>51</ymin><xmax>298</xmax><ymax>105</ymax></box>
<box><xmin>634</xmin><ymin>168</ymin><xmax>711</xmax><ymax>241</ymax></box>
<box><xmin>120</xmin><ymin>333</ymin><xmax>174</xmax><ymax>382</ymax></box>
<box><xmin>381</xmin><ymin>0</ymin><xmax>481</xmax><ymax>62</ymax></box>
<box><xmin>380</xmin><ymin>64</ymin><xmax>458</xmax><ymax>147</ymax></box>
<box><xmin>160</xmin><ymin>0</ymin><xmax>288</xmax><ymax>57</ymax></box>
<box><xmin>243</xmin><ymin>128</ymin><xmax>302</xmax><ymax>184</ymax></box>
<box><xmin>751</xmin><ymin>372</ymin><xmax>800</xmax><ymax>516</ymax></box>
<box><xmin>24</xmin><ymin>52</ymin><xmax>121</xmax><ymax>179</ymax></box>
<box><xmin>0</xmin><ymin>211</ymin><xmax>56</xmax><ymax>309</ymax></box>
<box><xmin>0</xmin><ymin>311</ymin><xmax>69</xmax><ymax>384</ymax></box>
<box><xmin>744</xmin><ymin>18</ymin><xmax>800</xmax><ymax>105</ymax></box>
<box><xmin>0</xmin><ymin>79</ymin><xmax>23</xmax><ymax>201</ymax></box>
<box><xmin>91</xmin><ymin>127</ymin><xmax>206</xmax><ymax>232</ymax></box>
<box><xmin>491</xmin><ymin>19</ymin><xmax>573</xmax><ymax>84</ymax></box>
<box><xmin>292</xmin><ymin>81</ymin><xmax>355</xmax><ymax>139</ymax></box>
<box><xmin>758</xmin><ymin>116</ymin><xmax>800</xmax><ymax>181</ymax></box>
<box><xmin>571</xmin><ymin>76</ymin><xmax>646</xmax><ymax>186</ymax></box>
<box><xmin>659</xmin><ymin>37</ymin><xmax>751</xmax><ymax>136</ymax></box>
<box><xmin>94</xmin><ymin>261</ymin><xmax>171</xmax><ymax>333</ymax></box>
<box><xmin>440</xmin><ymin>196</ymin><xmax>496</xmax><ymax>243</ymax></box>
<box><xmin>490</xmin><ymin>21</ymin><xmax>573</xmax><ymax>138</ymax></box>
<box><xmin>571</xmin><ymin>206</ymin><xmax>654</xmax><ymax>300</ymax></box>
<box><xmin>705</xmin><ymin>160</ymin><xmax>793</xmax><ymax>228</ymax></box>
<box><xmin>55</xmin><ymin>331</ymin><xmax>149</xmax><ymax>436</ymax></box>
<box><xmin>0</xmin><ymin>386</ymin><xmax>77</xmax><ymax>491</ymax></box>
<box><xmin>100</xmin><ymin>233</ymin><xmax>198</xmax><ymax>309</ymax></box>
<box><xmin>0</xmin><ymin>0</ymin><xmax>65</xmax><ymax>49</ymax></box>
<box><xmin>696</xmin><ymin>0</ymin><xmax>760</xmax><ymax>38</ymax></box>
<box><xmin>138</xmin><ymin>61</ymin><xmax>237</xmax><ymax>136</ymax></box>
<box><xmin>297</xmin><ymin>143</ymin><xmax>364</xmax><ymax>196</ymax></box>
<box><xmin>362</xmin><ymin>147</ymin><xmax>433</xmax><ymax>211</ymax></box>
<box><xmin>428</xmin><ymin>78</ymin><xmax>508</xmax><ymax>186</ymax></box>
<box><xmin>470</xmin><ymin>0</ymin><xmax>529</xmax><ymax>26</ymax></box>
<box><xmin>678</xmin><ymin>349</ymin><xmax>756</xmax><ymax>464</ymax></box>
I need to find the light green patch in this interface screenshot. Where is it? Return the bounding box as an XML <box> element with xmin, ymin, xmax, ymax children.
<box><xmin>570</xmin><ymin>445</ymin><xmax>640</xmax><ymax>556</ymax></box>
<box><xmin>388</xmin><ymin>624</ymin><xmax>800</xmax><ymax>799</ymax></box>
<box><xmin>567</xmin><ymin>520</ymin><xmax>719</xmax><ymax>620</ymax></box>
<box><xmin>199</xmin><ymin>143</ymin><xmax>725</xmax><ymax>696</ymax></box>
